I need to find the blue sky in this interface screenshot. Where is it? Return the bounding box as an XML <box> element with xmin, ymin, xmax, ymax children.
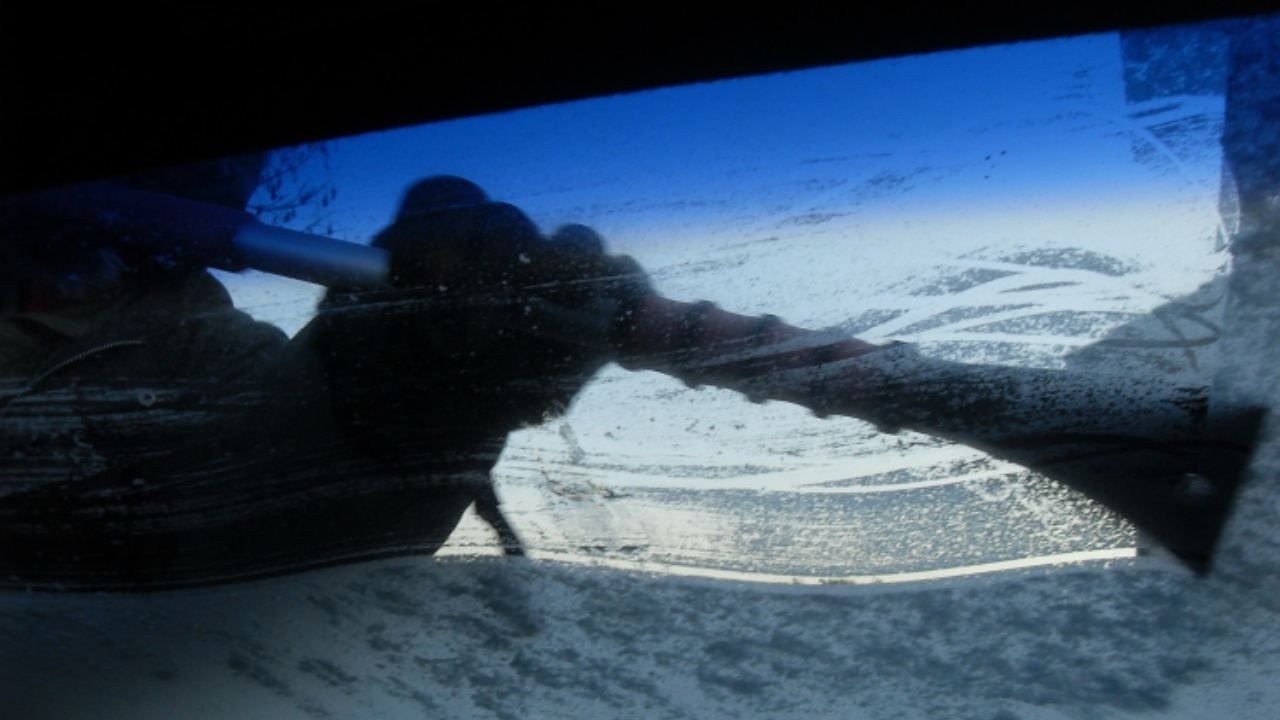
<box><xmin>310</xmin><ymin>32</ymin><xmax>1136</xmax><ymax>242</ymax></box>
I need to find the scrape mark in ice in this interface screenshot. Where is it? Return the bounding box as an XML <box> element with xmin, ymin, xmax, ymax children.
<box><xmin>779</xmin><ymin>212</ymin><xmax>847</xmax><ymax>226</ymax></box>
<box><xmin>985</xmin><ymin>246</ymin><xmax>1141</xmax><ymax>276</ymax></box>
<box><xmin>968</xmin><ymin>309</ymin><xmax>1143</xmax><ymax>337</ymax></box>
<box><xmin>896</xmin><ymin>304</ymin><xmax>1037</xmax><ymax>335</ymax></box>
<box><xmin>228</xmin><ymin>650</ymin><xmax>294</xmax><ymax>698</ymax></box>
<box><xmin>1000</xmin><ymin>280</ymin><xmax>1083</xmax><ymax>294</ymax></box>
<box><xmin>297</xmin><ymin>658</ymin><xmax>358</xmax><ymax>691</ymax></box>
<box><xmin>900</xmin><ymin>267</ymin><xmax>1020</xmax><ymax>296</ymax></box>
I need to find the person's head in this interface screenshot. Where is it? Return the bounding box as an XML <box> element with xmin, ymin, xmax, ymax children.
<box><xmin>319</xmin><ymin>175</ymin><xmax>545</xmax><ymax>348</ymax></box>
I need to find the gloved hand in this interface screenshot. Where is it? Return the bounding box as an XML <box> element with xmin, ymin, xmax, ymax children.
<box><xmin>319</xmin><ymin>174</ymin><xmax>653</xmax><ymax>428</ymax></box>
<box><xmin>365</xmin><ymin>175</ymin><xmax>652</xmax><ymax>356</ymax></box>
<box><xmin>305</xmin><ymin>176</ymin><xmax>652</xmax><ymax>554</ymax></box>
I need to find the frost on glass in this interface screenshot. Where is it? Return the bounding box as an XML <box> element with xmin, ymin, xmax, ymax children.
<box><xmin>4</xmin><ymin>18</ymin><xmax>1279</xmax><ymax>720</ymax></box>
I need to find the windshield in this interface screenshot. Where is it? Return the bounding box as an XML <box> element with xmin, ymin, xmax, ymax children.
<box><xmin>223</xmin><ymin>27</ymin><xmax>1221</xmax><ymax>579</ymax></box>
<box><xmin>3</xmin><ymin>15</ymin><xmax>1277</xmax><ymax>720</ymax></box>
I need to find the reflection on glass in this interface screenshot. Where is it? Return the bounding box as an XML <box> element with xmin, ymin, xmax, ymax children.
<box><xmin>2</xmin><ymin>17</ymin><xmax>1278</xmax><ymax>720</ymax></box>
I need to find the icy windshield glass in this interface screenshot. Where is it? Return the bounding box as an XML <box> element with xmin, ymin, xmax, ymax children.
<box><xmin>4</xmin><ymin>15</ymin><xmax>1278</xmax><ymax>720</ymax></box>
<box><xmin>219</xmin><ymin>27</ymin><xmax>1227</xmax><ymax>580</ymax></box>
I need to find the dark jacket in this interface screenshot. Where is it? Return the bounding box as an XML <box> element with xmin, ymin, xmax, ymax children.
<box><xmin>1</xmin><ymin>270</ymin><xmax>482</xmax><ymax>590</ymax></box>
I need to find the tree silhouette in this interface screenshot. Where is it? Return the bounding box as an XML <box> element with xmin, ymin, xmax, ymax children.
<box><xmin>248</xmin><ymin>143</ymin><xmax>338</xmax><ymax>235</ymax></box>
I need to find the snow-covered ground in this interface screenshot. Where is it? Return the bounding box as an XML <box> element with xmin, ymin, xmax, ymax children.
<box><xmin>5</xmin><ymin>27</ymin><xmax>1278</xmax><ymax>719</ymax></box>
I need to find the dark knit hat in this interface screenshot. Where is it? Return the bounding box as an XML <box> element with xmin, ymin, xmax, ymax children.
<box><xmin>395</xmin><ymin>176</ymin><xmax>490</xmax><ymax>219</ymax></box>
